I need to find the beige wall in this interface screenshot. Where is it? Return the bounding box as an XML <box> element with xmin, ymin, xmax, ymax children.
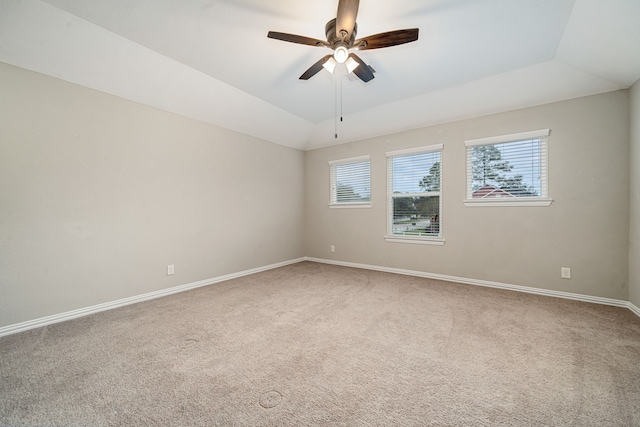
<box><xmin>0</xmin><ymin>63</ymin><xmax>305</xmax><ymax>328</ymax></box>
<box><xmin>305</xmin><ymin>91</ymin><xmax>630</xmax><ymax>300</ymax></box>
<box><xmin>1</xmin><ymin>60</ymin><xmax>634</xmax><ymax>330</ymax></box>
<box><xmin>630</xmin><ymin>80</ymin><xmax>640</xmax><ymax>308</ymax></box>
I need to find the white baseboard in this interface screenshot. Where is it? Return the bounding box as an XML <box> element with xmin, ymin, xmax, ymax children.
<box><xmin>3</xmin><ymin>256</ymin><xmax>637</xmax><ymax>338</ymax></box>
<box><xmin>629</xmin><ymin>302</ymin><xmax>640</xmax><ymax>318</ymax></box>
<box><xmin>305</xmin><ymin>257</ymin><xmax>633</xmax><ymax>311</ymax></box>
<box><xmin>0</xmin><ymin>258</ymin><xmax>306</xmax><ymax>338</ymax></box>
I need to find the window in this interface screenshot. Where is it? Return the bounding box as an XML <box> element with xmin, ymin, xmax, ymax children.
<box><xmin>464</xmin><ymin>129</ymin><xmax>552</xmax><ymax>207</ymax></box>
<box><xmin>386</xmin><ymin>144</ymin><xmax>444</xmax><ymax>245</ymax></box>
<box><xmin>329</xmin><ymin>155</ymin><xmax>371</xmax><ymax>208</ymax></box>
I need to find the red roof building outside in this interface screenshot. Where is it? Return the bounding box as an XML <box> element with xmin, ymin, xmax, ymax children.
<box><xmin>472</xmin><ymin>185</ymin><xmax>515</xmax><ymax>199</ymax></box>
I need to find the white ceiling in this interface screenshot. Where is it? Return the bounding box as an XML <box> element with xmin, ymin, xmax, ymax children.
<box><xmin>1</xmin><ymin>0</ymin><xmax>639</xmax><ymax>150</ymax></box>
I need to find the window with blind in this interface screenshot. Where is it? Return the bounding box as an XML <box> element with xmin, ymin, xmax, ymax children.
<box><xmin>329</xmin><ymin>155</ymin><xmax>371</xmax><ymax>208</ymax></box>
<box><xmin>385</xmin><ymin>144</ymin><xmax>444</xmax><ymax>245</ymax></box>
<box><xmin>464</xmin><ymin>129</ymin><xmax>552</xmax><ymax>207</ymax></box>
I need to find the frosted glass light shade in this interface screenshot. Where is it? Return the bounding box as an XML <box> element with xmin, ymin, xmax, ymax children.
<box><xmin>333</xmin><ymin>46</ymin><xmax>349</xmax><ymax>63</ymax></box>
<box><xmin>345</xmin><ymin>57</ymin><xmax>359</xmax><ymax>73</ymax></box>
<box><xmin>323</xmin><ymin>57</ymin><xmax>337</xmax><ymax>73</ymax></box>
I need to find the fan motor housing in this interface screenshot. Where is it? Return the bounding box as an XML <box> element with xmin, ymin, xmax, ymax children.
<box><xmin>325</xmin><ymin>18</ymin><xmax>357</xmax><ymax>46</ymax></box>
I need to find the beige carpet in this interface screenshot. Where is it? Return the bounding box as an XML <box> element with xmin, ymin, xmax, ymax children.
<box><xmin>1</xmin><ymin>261</ymin><xmax>639</xmax><ymax>426</ymax></box>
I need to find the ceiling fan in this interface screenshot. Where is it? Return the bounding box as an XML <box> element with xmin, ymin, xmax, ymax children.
<box><xmin>267</xmin><ymin>0</ymin><xmax>419</xmax><ymax>83</ymax></box>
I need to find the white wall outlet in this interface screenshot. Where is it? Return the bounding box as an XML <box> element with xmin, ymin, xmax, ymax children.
<box><xmin>330</xmin><ymin>245</ymin><xmax>335</xmax><ymax>253</ymax></box>
<box><xmin>561</xmin><ymin>267</ymin><xmax>571</xmax><ymax>279</ymax></box>
<box><xmin>167</xmin><ymin>264</ymin><xmax>175</xmax><ymax>276</ymax></box>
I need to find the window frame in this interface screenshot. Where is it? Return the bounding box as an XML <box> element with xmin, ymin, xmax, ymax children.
<box><xmin>464</xmin><ymin>129</ymin><xmax>552</xmax><ymax>207</ymax></box>
<box><xmin>385</xmin><ymin>144</ymin><xmax>445</xmax><ymax>246</ymax></box>
<box><xmin>328</xmin><ymin>155</ymin><xmax>372</xmax><ymax>209</ymax></box>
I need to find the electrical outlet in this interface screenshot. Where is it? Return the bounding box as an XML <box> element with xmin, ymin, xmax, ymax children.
<box><xmin>330</xmin><ymin>245</ymin><xmax>335</xmax><ymax>253</ymax></box>
<box><xmin>167</xmin><ymin>264</ymin><xmax>175</xmax><ymax>276</ymax></box>
<box><xmin>561</xmin><ymin>267</ymin><xmax>571</xmax><ymax>279</ymax></box>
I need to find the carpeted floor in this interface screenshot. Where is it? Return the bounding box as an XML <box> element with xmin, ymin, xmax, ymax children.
<box><xmin>1</xmin><ymin>261</ymin><xmax>640</xmax><ymax>426</ymax></box>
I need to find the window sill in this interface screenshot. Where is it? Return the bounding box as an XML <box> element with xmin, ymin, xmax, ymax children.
<box><xmin>385</xmin><ymin>236</ymin><xmax>445</xmax><ymax>246</ymax></box>
<box><xmin>464</xmin><ymin>198</ymin><xmax>553</xmax><ymax>207</ymax></box>
<box><xmin>329</xmin><ymin>203</ymin><xmax>372</xmax><ymax>209</ymax></box>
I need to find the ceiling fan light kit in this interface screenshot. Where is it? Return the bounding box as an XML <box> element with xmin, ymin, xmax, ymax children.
<box><xmin>267</xmin><ymin>0</ymin><xmax>419</xmax><ymax>82</ymax></box>
<box><xmin>320</xmin><ymin>56</ymin><xmax>359</xmax><ymax>76</ymax></box>
<box><xmin>333</xmin><ymin>46</ymin><xmax>349</xmax><ymax>63</ymax></box>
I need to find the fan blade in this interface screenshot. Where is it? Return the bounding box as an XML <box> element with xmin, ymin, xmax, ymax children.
<box><xmin>336</xmin><ymin>0</ymin><xmax>359</xmax><ymax>40</ymax></box>
<box><xmin>355</xmin><ymin>28</ymin><xmax>419</xmax><ymax>50</ymax></box>
<box><xmin>267</xmin><ymin>31</ymin><xmax>329</xmax><ymax>48</ymax></box>
<box><xmin>299</xmin><ymin>54</ymin><xmax>333</xmax><ymax>80</ymax></box>
<box><xmin>349</xmin><ymin>53</ymin><xmax>374</xmax><ymax>82</ymax></box>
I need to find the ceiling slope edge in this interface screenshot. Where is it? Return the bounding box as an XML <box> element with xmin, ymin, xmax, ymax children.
<box><xmin>0</xmin><ymin>0</ymin><xmax>313</xmax><ymax>150</ymax></box>
<box><xmin>305</xmin><ymin>60</ymin><xmax>623</xmax><ymax>151</ymax></box>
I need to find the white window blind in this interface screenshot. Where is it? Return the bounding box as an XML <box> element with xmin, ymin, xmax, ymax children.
<box><xmin>465</xmin><ymin>129</ymin><xmax>551</xmax><ymax>206</ymax></box>
<box><xmin>386</xmin><ymin>144</ymin><xmax>443</xmax><ymax>242</ymax></box>
<box><xmin>329</xmin><ymin>155</ymin><xmax>371</xmax><ymax>207</ymax></box>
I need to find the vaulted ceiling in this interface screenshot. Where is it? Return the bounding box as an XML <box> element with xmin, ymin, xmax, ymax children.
<box><xmin>2</xmin><ymin>0</ymin><xmax>639</xmax><ymax>150</ymax></box>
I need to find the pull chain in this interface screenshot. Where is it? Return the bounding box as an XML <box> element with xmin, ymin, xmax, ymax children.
<box><xmin>334</xmin><ymin>72</ymin><xmax>338</xmax><ymax>139</ymax></box>
<box><xmin>340</xmin><ymin>75</ymin><xmax>343</xmax><ymax>123</ymax></box>
<box><xmin>334</xmin><ymin>73</ymin><xmax>345</xmax><ymax>139</ymax></box>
